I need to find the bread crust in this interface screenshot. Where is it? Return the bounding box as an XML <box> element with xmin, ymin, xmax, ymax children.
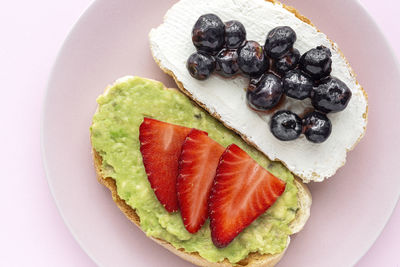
<box><xmin>91</xmin><ymin>82</ymin><xmax>311</xmax><ymax>267</ymax></box>
<box><xmin>149</xmin><ymin>0</ymin><xmax>368</xmax><ymax>183</ymax></box>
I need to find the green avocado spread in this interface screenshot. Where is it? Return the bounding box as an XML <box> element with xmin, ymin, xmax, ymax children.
<box><xmin>90</xmin><ymin>76</ymin><xmax>298</xmax><ymax>264</ymax></box>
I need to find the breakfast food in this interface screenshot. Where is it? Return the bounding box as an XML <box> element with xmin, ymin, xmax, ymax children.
<box><xmin>91</xmin><ymin>76</ymin><xmax>311</xmax><ymax>266</ymax></box>
<box><xmin>184</xmin><ymin>17</ymin><xmax>350</xmax><ymax>145</ymax></box>
<box><xmin>183</xmin><ymin>14</ymin><xmax>348</xmax><ymax>144</ymax></box>
<box><xmin>90</xmin><ymin>0</ymin><xmax>371</xmax><ymax>265</ymax></box>
<box><xmin>188</xmin><ymin>13</ymin><xmax>353</xmax><ymax>142</ymax></box>
<box><xmin>187</xmin><ymin>52</ymin><xmax>216</xmax><ymax>80</ymax></box>
<box><xmin>283</xmin><ymin>69</ymin><xmax>312</xmax><ymax>100</ymax></box>
<box><xmin>191</xmin><ymin>18</ymin><xmax>344</xmax><ymax>145</ymax></box>
<box><xmin>139</xmin><ymin>118</ymin><xmax>191</xmax><ymax>212</ymax></box>
<box><xmin>270</xmin><ymin>110</ymin><xmax>302</xmax><ymax>141</ymax></box>
<box><xmin>302</xmin><ymin>111</ymin><xmax>332</xmax><ymax>143</ymax></box>
<box><xmin>209</xmin><ymin>143</ymin><xmax>286</xmax><ymax>248</ymax></box>
<box><xmin>177</xmin><ymin>129</ymin><xmax>225</xmax><ymax>234</ymax></box>
<box><xmin>149</xmin><ymin>0</ymin><xmax>368</xmax><ymax>182</ymax></box>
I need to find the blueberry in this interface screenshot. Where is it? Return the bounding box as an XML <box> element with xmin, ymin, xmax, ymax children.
<box><xmin>216</xmin><ymin>49</ymin><xmax>240</xmax><ymax>77</ymax></box>
<box><xmin>264</xmin><ymin>26</ymin><xmax>297</xmax><ymax>59</ymax></box>
<box><xmin>192</xmin><ymin>14</ymin><xmax>225</xmax><ymax>54</ymax></box>
<box><xmin>299</xmin><ymin>46</ymin><xmax>332</xmax><ymax>80</ymax></box>
<box><xmin>311</xmin><ymin>76</ymin><xmax>352</xmax><ymax>113</ymax></box>
<box><xmin>273</xmin><ymin>48</ymin><xmax>300</xmax><ymax>76</ymax></box>
<box><xmin>246</xmin><ymin>73</ymin><xmax>283</xmax><ymax>111</ymax></box>
<box><xmin>270</xmin><ymin>110</ymin><xmax>302</xmax><ymax>141</ymax></box>
<box><xmin>283</xmin><ymin>69</ymin><xmax>313</xmax><ymax>100</ymax></box>
<box><xmin>186</xmin><ymin>52</ymin><xmax>216</xmax><ymax>80</ymax></box>
<box><xmin>224</xmin><ymin>20</ymin><xmax>246</xmax><ymax>49</ymax></box>
<box><xmin>303</xmin><ymin>111</ymin><xmax>332</xmax><ymax>143</ymax></box>
<box><xmin>238</xmin><ymin>41</ymin><xmax>269</xmax><ymax>77</ymax></box>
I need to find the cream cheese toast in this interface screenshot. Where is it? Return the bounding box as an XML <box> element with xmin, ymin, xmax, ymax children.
<box><xmin>149</xmin><ymin>0</ymin><xmax>368</xmax><ymax>182</ymax></box>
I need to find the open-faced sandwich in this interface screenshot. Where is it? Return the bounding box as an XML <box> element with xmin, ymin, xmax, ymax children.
<box><xmin>91</xmin><ymin>76</ymin><xmax>311</xmax><ymax>266</ymax></box>
<box><xmin>149</xmin><ymin>0</ymin><xmax>368</xmax><ymax>182</ymax></box>
<box><xmin>90</xmin><ymin>0</ymin><xmax>368</xmax><ymax>266</ymax></box>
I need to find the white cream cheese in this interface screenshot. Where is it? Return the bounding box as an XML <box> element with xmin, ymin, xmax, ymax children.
<box><xmin>149</xmin><ymin>0</ymin><xmax>367</xmax><ymax>182</ymax></box>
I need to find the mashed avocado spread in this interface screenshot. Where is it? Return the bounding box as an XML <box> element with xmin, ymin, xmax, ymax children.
<box><xmin>90</xmin><ymin>76</ymin><xmax>298</xmax><ymax>263</ymax></box>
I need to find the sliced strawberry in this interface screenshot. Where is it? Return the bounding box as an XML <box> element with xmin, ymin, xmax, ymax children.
<box><xmin>177</xmin><ymin>129</ymin><xmax>225</xmax><ymax>233</ymax></box>
<box><xmin>209</xmin><ymin>144</ymin><xmax>286</xmax><ymax>248</ymax></box>
<box><xmin>139</xmin><ymin>118</ymin><xmax>191</xmax><ymax>212</ymax></box>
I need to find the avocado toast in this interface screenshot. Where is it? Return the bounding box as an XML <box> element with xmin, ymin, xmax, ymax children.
<box><xmin>90</xmin><ymin>76</ymin><xmax>311</xmax><ymax>266</ymax></box>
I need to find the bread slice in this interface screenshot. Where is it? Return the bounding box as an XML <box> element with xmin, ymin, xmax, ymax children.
<box><xmin>149</xmin><ymin>0</ymin><xmax>368</xmax><ymax>182</ymax></box>
<box><xmin>91</xmin><ymin>82</ymin><xmax>311</xmax><ymax>267</ymax></box>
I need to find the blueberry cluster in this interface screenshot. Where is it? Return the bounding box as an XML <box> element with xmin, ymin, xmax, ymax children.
<box><xmin>188</xmin><ymin>14</ymin><xmax>245</xmax><ymax>79</ymax></box>
<box><xmin>187</xmin><ymin>14</ymin><xmax>352</xmax><ymax>143</ymax></box>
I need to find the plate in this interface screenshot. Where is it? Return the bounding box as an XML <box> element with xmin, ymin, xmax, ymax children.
<box><xmin>41</xmin><ymin>0</ymin><xmax>400</xmax><ymax>266</ymax></box>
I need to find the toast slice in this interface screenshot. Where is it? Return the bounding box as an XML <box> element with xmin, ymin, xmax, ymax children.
<box><xmin>91</xmin><ymin>80</ymin><xmax>311</xmax><ymax>267</ymax></box>
<box><xmin>149</xmin><ymin>0</ymin><xmax>368</xmax><ymax>182</ymax></box>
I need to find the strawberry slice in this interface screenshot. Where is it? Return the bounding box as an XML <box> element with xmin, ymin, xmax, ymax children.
<box><xmin>139</xmin><ymin>118</ymin><xmax>191</xmax><ymax>212</ymax></box>
<box><xmin>177</xmin><ymin>129</ymin><xmax>225</xmax><ymax>233</ymax></box>
<box><xmin>209</xmin><ymin>144</ymin><xmax>286</xmax><ymax>248</ymax></box>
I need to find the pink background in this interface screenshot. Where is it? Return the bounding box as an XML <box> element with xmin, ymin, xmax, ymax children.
<box><xmin>1</xmin><ymin>0</ymin><xmax>398</xmax><ymax>266</ymax></box>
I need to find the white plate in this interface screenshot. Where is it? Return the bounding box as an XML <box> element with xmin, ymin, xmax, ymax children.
<box><xmin>42</xmin><ymin>0</ymin><xmax>400</xmax><ymax>266</ymax></box>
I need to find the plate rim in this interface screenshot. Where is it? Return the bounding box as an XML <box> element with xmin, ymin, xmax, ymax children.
<box><xmin>41</xmin><ymin>0</ymin><xmax>102</xmax><ymax>266</ymax></box>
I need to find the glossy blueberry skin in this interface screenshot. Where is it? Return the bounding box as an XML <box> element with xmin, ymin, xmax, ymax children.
<box><xmin>273</xmin><ymin>48</ymin><xmax>300</xmax><ymax>76</ymax></box>
<box><xmin>302</xmin><ymin>111</ymin><xmax>332</xmax><ymax>143</ymax></box>
<box><xmin>215</xmin><ymin>49</ymin><xmax>240</xmax><ymax>77</ymax></box>
<box><xmin>299</xmin><ymin>45</ymin><xmax>332</xmax><ymax>80</ymax></box>
<box><xmin>311</xmin><ymin>76</ymin><xmax>352</xmax><ymax>113</ymax></box>
<box><xmin>224</xmin><ymin>20</ymin><xmax>246</xmax><ymax>49</ymax></box>
<box><xmin>192</xmin><ymin>14</ymin><xmax>225</xmax><ymax>54</ymax></box>
<box><xmin>246</xmin><ymin>73</ymin><xmax>283</xmax><ymax>111</ymax></box>
<box><xmin>283</xmin><ymin>69</ymin><xmax>313</xmax><ymax>100</ymax></box>
<box><xmin>264</xmin><ymin>26</ymin><xmax>297</xmax><ymax>59</ymax></box>
<box><xmin>238</xmin><ymin>41</ymin><xmax>269</xmax><ymax>77</ymax></box>
<box><xmin>270</xmin><ymin>110</ymin><xmax>302</xmax><ymax>141</ymax></box>
<box><xmin>186</xmin><ymin>52</ymin><xmax>216</xmax><ymax>80</ymax></box>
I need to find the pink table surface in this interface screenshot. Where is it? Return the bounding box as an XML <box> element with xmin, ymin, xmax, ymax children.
<box><xmin>1</xmin><ymin>0</ymin><xmax>398</xmax><ymax>266</ymax></box>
